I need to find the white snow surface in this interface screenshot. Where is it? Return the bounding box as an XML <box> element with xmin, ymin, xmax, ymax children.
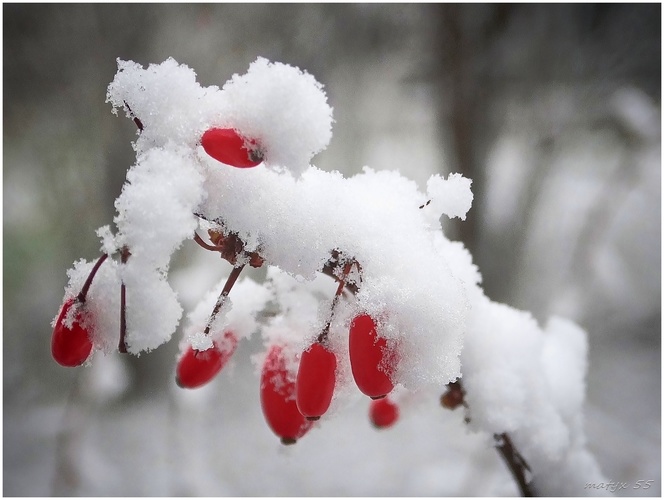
<box><xmin>55</xmin><ymin>57</ymin><xmax>606</xmax><ymax>495</ymax></box>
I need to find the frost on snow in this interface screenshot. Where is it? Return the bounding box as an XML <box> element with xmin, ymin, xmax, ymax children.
<box><xmin>55</xmin><ymin>57</ymin><xmax>605</xmax><ymax>494</ymax></box>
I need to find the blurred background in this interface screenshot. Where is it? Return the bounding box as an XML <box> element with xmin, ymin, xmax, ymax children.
<box><xmin>3</xmin><ymin>3</ymin><xmax>660</xmax><ymax>496</ymax></box>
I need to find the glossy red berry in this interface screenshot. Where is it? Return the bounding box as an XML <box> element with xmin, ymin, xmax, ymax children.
<box><xmin>369</xmin><ymin>396</ymin><xmax>399</xmax><ymax>429</ymax></box>
<box><xmin>260</xmin><ymin>345</ymin><xmax>313</xmax><ymax>444</ymax></box>
<box><xmin>175</xmin><ymin>331</ymin><xmax>238</xmax><ymax>389</ymax></box>
<box><xmin>201</xmin><ymin>127</ymin><xmax>263</xmax><ymax>168</ymax></box>
<box><xmin>51</xmin><ymin>298</ymin><xmax>93</xmax><ymax>367</ymax></box>
<box><xmin>348</xmin><ymin>314</ymin><xmax>396</xmax><ymax>399</ymax></box>
<box><xmin>296</xmin><ymin>341</ymin><xmax>337</xmax><ymax>420</ymax></box>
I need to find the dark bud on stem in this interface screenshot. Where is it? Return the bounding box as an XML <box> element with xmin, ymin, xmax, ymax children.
<box><xmin>441</xmin><ymin>380</ymin><xmax>464</xmax><ymax>409</ymax></box>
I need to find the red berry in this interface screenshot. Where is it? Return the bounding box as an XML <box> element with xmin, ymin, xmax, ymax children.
<box><xmin>201</xmin><ymin>127</ymin><xmax>263</xmax><ymax>168</ymax></box>
<box><xmin>296</xmin><ymin>341</ymin><xmax>337</xmax><ymax>420</ymax></box>
<box><xmin>369</xmin><ymin>396</ymin><xmax>399</xmax><ymax>429</ymax></box>
<box><xmin>260</xmin><ymin>345</ymin><xmax>313</xmax><ymax>444</ymax></box>
<box><xmin>175</xmin><ymin>331</ymin><xmax>238</xmax><ymax>389</ymax></box>
<box><xmin>51</xmin><ymin>298</ymin><xmax>93</xmax><ymax>367</ymax></box>
<box><xmin>348</xmin><ymin>314</ymin><xmax>396</xmax><ymax>399</ymax></box>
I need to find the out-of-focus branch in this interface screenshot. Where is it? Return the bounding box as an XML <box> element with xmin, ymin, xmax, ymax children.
<box><xmin>52</xmin><ymin>372</ymin><xmax>87</xmax><ymax>495</ymax></box>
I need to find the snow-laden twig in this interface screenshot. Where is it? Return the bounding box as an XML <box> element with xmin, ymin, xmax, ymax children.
<box><xmin>50</xmin><ymin>57</ymin><xmax>606</xmax><ymax>496</ymax></box>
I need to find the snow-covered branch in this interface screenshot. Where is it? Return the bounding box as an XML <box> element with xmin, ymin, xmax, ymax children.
<box><xmin>51</xmin><ymin>57</ymin><xmax>605</xmax><ymax>496</ymax></box>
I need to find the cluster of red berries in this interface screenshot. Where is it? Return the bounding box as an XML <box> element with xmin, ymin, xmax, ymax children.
<box><xmin>174</xmin><ymin>311</ymin><xmax>400</xmax><ymax>444</ymax></box>
<box><xmin>200</xmin><ymin>127</ymin><xmax>400</xmax><ymax>437</ymax></box>
<box><xmin>51</xmin><ymin>127</ymin><xmax>257</xmax><ymax>366</ymax></box>
<box><xmin>173</xmin><ymin>264</ymin><xmax>401</xmax><ymax>444</ymax></box>
<box><xmin>261</xmin><ymin>313</ymin><xmax>399</xmax><ymax>444</ymax></box>
<box><xmin>52</xmin><ymin>124</ymin><xmax>401</xmax><ymax>443</ymax></box>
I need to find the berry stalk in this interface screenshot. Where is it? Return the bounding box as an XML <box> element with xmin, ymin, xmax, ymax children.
<box><xmin>317</xmin><ymin>260</ymin><xmax>353</xmax><ymax>343</ymax></box>
<box><xmin>124</xmin><ymin>101</ymin><xmax>143</xmax><ymax>132</ymax></box>
<box><xmin>203</xmin><ymin>264</ymin><xmax>245</xmax><ymax>336</ymax></box>
<box><xmin>76</xmin><ymin>253</ymin><xmax>109</xmax><ymax>304</ymax></box>
<box><xmin>118</xmin><ymin>247</ymin><xmax>130</xmax><ymax>353</ymax></box>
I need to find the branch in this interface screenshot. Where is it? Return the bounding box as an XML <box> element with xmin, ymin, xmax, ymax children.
<box><xmin>494</xmin><ymin>432</ymin><xmax>535</xmax><ymax>497</ymax></box>
<box><xmin>441</xmin><ymin>380</ymin><xmax>535</xmax><ymax>496</ymax></box>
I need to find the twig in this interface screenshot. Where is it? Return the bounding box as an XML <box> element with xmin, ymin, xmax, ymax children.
<box><xmin>441</xmin><ymin>380</ymin><xmax>535</xmax><ymax>496</ymax></box>
<box><xmin>193</xmin><ymin>232</ymin><xmax>224</xmax><ymax>252</ymax></box>
<box><xmin>317</xmin><ymin>260</ymin><xmax>353</xmax><ymax>343</ymax></box>
<box><xmin>76</xmin><ymin>253</ymin><xmax>109</xmax><ymax>303</ymax></box>
<box><xmin>124</xmin><ymin>101</ymin><xmax>143</xmax><ymax>131</ymax></box>
<box><xmin>494</xmin><ymin>432</ymin><xmax>535</xmax><ymax>497</ymax></box>
<box><xmin>203</xmin><ymin>264</ymin><xmax>245</xmax><ymax>336</ymax></box>
<box><xmin>320</xmin><ymin>256</ymin><xmax>359</xmax><ymax>295</ymax></box>
<box><xmin>118</xmin><ymin>247</ymin><xmax>130</xmax><ymax>353</ymax></box>
<box><xmin>192</xmin><ymin>229</ymin><xmax>264</xmax><ymax>268</ymax></box>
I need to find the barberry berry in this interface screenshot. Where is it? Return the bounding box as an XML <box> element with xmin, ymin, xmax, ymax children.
<box><xmin>260</xmin><ymin>345</ymin><xmax>313</xmax><ymax>444</ymax></box>
<box><xmin>348</xmin><ymin>314</ymin><xmax>396</xmax><ymax>399</ymax></box>
<box><xmin>296</xmin><ymin>341</ymin><xmax>337</xmax><ymax>420</ymax></box>
<box><xmin>369</xmin><ymin>396</ymin><xmax>399</xmax><ymax>429</ymax></box>
<box><xmin>175</xmin><ymin>331</ymin><xmax>238</xmax><ymax>389</ymax></box>
<box><xmin>201</xmin><ymin>127</ymin><xmax>263</xmax><ymax>168</ymax></box>
<box><xmin>51</xmin><ymin>298</ymin><xmax>93</xmax><ymax>367</ymax></box>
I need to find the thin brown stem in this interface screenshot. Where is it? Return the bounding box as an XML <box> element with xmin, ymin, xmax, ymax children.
<box><xmin>192</xmin><ymin>230</ymin><xmax>263</xmax><ymax>268</ymax></box>
<box><xmin>76</xmin><ymin>253</ymin><xmax>109</xmax><ymax>303</ymax></box>
<box><xmin>193</xmin><ymin>232</ymin><xmax>224</xmax><ymax>252</ymax></box>
<box><xmin>124</xmin><ymin>101</ymin><xmax>143</xmax><ymax>131</ymax></box>
<box><xmin>494</xmin><ymin>433</ymin><xmax>534</xmax><ymax>497</ymax></box>
<box><xmin>203</xmin><ymin>264</ymin><xmax>245</xmax><ymax>336</ymax></box>
<box><xmin>317</xmin><ymin>261</ymin><xmax>353</xmax><ymax>343</ymax></box>
<box><xmin>320</xmin><ymin>259</ymin><xmax>359</xmax><ymax>295</ymax></box>
<box><xmin>118</xmin><ymin>247</ymin><xmax>130</xmax><ymax>354</ymax></box>
<box><xmin>193</xmin><ymin>212</ymin><xmax>215</xmax><ymax>223</ymax></box>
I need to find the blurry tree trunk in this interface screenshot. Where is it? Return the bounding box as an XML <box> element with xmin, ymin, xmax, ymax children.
<box><xmin>437</xmin><ymin>4</ymin><xmax>478</xmax><ymax>251</ymax></box>
<box><xmin>433</xmin><ymin>4</ymin><xmax>511</xmax><ymax>257</ymax></box>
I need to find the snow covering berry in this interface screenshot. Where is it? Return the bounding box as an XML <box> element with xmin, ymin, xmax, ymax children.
<box><xmin>51</xmin><ymin>298</ymin><xmax>93</xmax><ymax>367</ymax></box>
<box><xmin>348</xmin><ymin>314</ymin><xmax>396</xmax><ymax>399</ymax></box>
<box><xmin>201</xmin><ymin>128</ymin><xmax>263</xmax><ymax>168</ymax></box>
<box><xmin>260</xmin><ymin>345</ymin><xmax>313</xmax><ymax>445</ymax></box>
<box><xmin>175</xmin><ymin>332</ymin><xmax>238</xmax><ymax>389</ymax></box>
<box><xmin>57</xmin><ymin>255</ymin><xmax>122</xmax><ymax>356</ymax></box>
<box><xmin>52</xmin><ymin>56</ymin><xmax>605</xmax><ymax>494</ymax></box>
